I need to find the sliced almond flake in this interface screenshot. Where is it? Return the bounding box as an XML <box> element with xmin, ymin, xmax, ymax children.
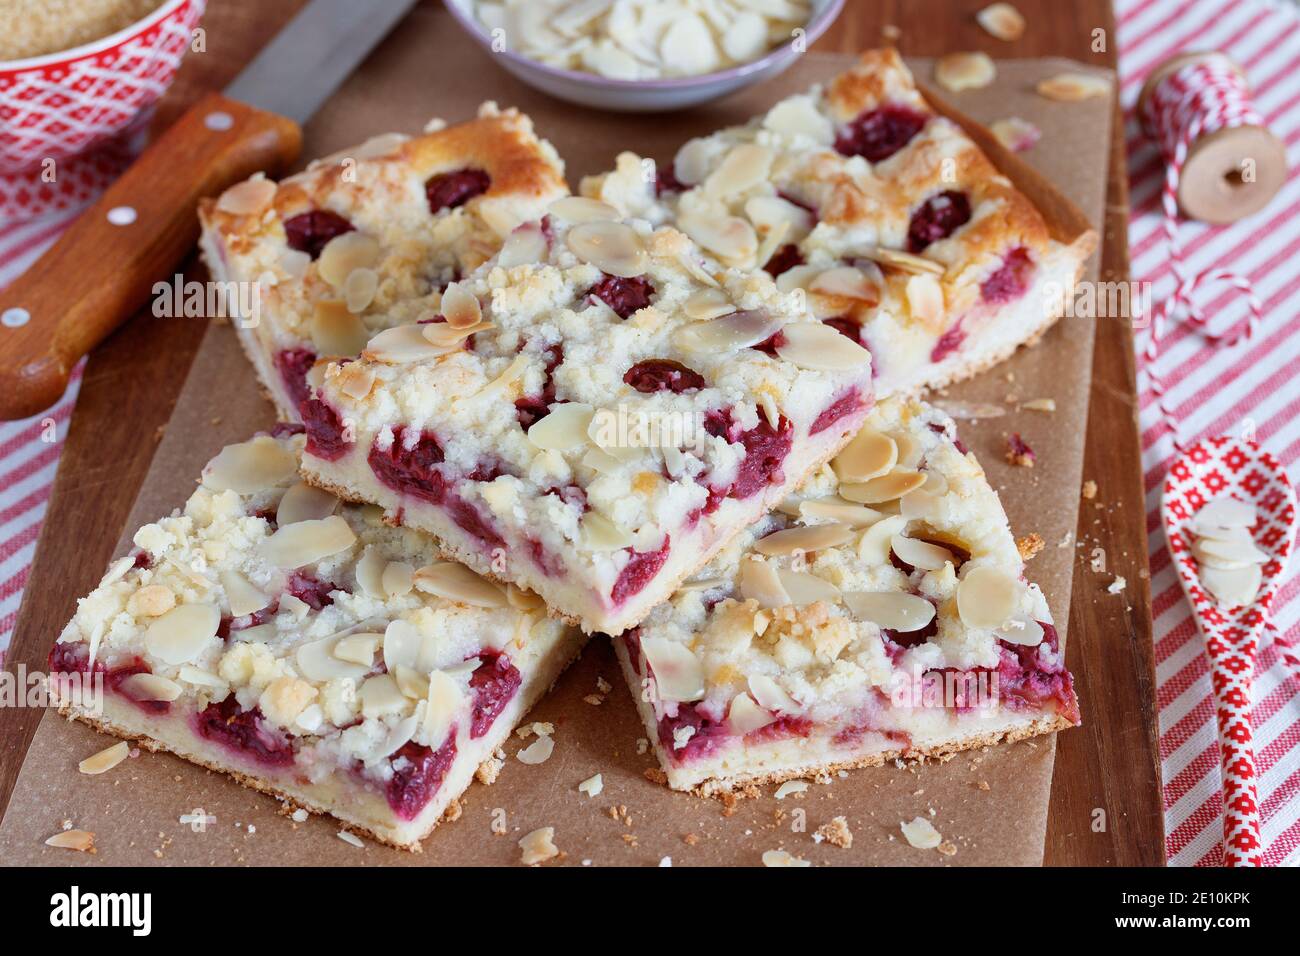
<box><xmin>774</xmin><ymin>780</ymin><xmax>809</xmax><ymax>799</ymax></box>
<box><xmin>935</xmin><ymin>52</ymin><xmax>997</xmax><ymax>92</ymax></box>
<box><xmin>337</xmin><ymin>830</ymin><xmax>365</xmax><ymax>849</ymax></box>
<box><xmin>775</xmin><ymin>322</ymin><xmax>872</xmax><ymax>371</ymax></box>
<box><xmin>901</xmin><ymin>816</ymin><xmax>942</xmax><ymax>849</ymax></box>
<box><xmin>498</xmin><ymin>221</ymin><xmax>549</xmax><ymax>268</ymax></box>
<box><xmin>891</xmin><ymin>535</ymin><xmax>955</xmax><ymax>571</ymax></box>
<box><xmin>219</xmin><ymin>569</ymin><xmax>272</xmax><ymax>617</ymax></box>
<box><xmin>355</xmin><ymin>548</ymin><xmax>387</xmax><ymax>596</ymax></box>
<box><xmin>991</xmin><ymin>117</ymin><xmax>1042</xmax><ymax>152</ymax></box>
<box><xmin>739</xmin><ymin>558</ymin><xmax>792</xmax><ymax>609</ymax></box>
<box><xmin>99</xmin><ymin>556</ymin><xmax>135</xmax><ymax>587</ymax></box>
<box><xmin>336</xmin><ymin>361</ymin><xmax>376</xmax><ymax>400</ymax></box>
<box><xmin>202</xmin><ymin>436</ymin><xmax>297</xmax><ymax>494</ymax></box>
<box><xmin>642</xmin><ymin>637</ymin><xmax>705</xmax><ymax>702</ymax></box>
<box><xmin>1021</xmin><ymin>397</ymin><xmax>1056</xmax><ymax>412</ymax></box>
<box><xmin>675</xmin><ymin>308</ymin><xmax>782</xmax><ymax>354</ymax></box>
<box><xmin>1037</xmin><ymin>72</ymin><xmax>1111</xmax><ymax>101</ymax></box>
<box><xmin>119</xmin><ymin>672</ymin><xmax>183</xmax><ymax>702</ymax></box>
<box><xmin>755</xmin><ymin>523</ymin><xmax>854</xmax><ymax>556</ymax></box>
<box><xmin>956</xmin><ymin>566</ymin><xmax>1020</xmax><ymax>629</ymax></box>
<box><xmin>673</xmin><ymin>137</ymin><xmax>712</xmax><ymax>185</ymax></box>
<box><xmin>548</xmin><ymin>196</ymin><xmax>619</xmax><ymax>223</ymax></box>
<box><xmin>1194</xmin><ymin>497</ymin><xmax>1256</xmax><ymax>530</ymax></box>
<box><xmin>371</xmin><ymin>713</ymin><xmax>419</xmax><ymax>762</ymax></box>
<box><xmin>311</xmin><ymin>300</ymin><xmax>370</xmax><ymax>357</ymax></box>
<box><xmin>333</xmin><ymin>633</ymin><xmax>380</xmax><ymax>667</ymax></box>
<box><xmin>776</xmin><ymin>568</ymin><xmax>841</xmax><ymax>606</ymax></box>
<box><xmin>578</xmin><ymin>773</ymin><xmax>604</xmax><ymax>797</ymax></box>
<box><xmin>905</xmin><ymin>274</ymin><xmax>945</xmax><ymax>326</ymax></box>
<box><xmin>297</xmin><ymin>634</ymin><xmax>371</xmax><ymax>682</ymax></box>
<box><xmin>318</xmin><ymin>232</ymin><xmax>380</xmax><ymax>289</ymax></box>
<box><xmin>683</xmin><ymin>287</ymin><xmax>734</xmax><ymax>321</ymax></box>
<box><xmin>892</xmin><ymin>431</ymin><xmax>923</xmax><ymax>469</ymax></box>
<box><xmin>128</xmin><ymin>584</ymin><xmax>175</xmax><ymax>618</ymax></box>
<box><xmin>1195</xmin><ymin>536</ymin><xmax>1268</xmax><ymax>567</ymax></box>
<box><xmin>840</xmin><ymin>469</ymin><xmax>927</xmax><ymax>505</ymax></box>
<box><xmin>216</xmin><ymin>177</ymin><xmax>276</xmax><ymax>216</ymax></box>
<box><xmin>1199</xmin><ymin>563</ymin><xmax>1262</xmax><ymax>606</ymax></box>
<box><xmin>46</xmin><ymin>830</ymin><xmax>95</xmax><ymax>852</ymax></box>
<box><xmin>79</xmin><ymin>741</ymin><xmax>130</xmax><ymax>775</ymax></box>
<box><xmin>144</xmin><ymin>603</ymin><xmax>220</xmax><ymax>665</ymax></box>
<box><xmin>833</xmin><ymin>429</ymin><xmax>898</xmax><ymax>483</ymax></box>
<box><xmin>754</xmin><ymin>218</ymin><xmax>791</xmax><ymax>274</ymax></box>
<box><xmin>178</xmin><ymin>665</ymin><xmax>226</xmax><ymax>689</ymax></box>
<box><xmin>423</xmin><ymin>319</ymin><xmax>493</xmax><ymax>349</ymax></box>
<box><xmin>276</xmin><ymin>481</ymin><xmax>339</xmax><ymax>526</ymax></box>
<box><xmin>359</xmin><ymin>673</ymin><xmax>406</xmax><ymax>719</ymax></box>
<box><xmin>679</xmin><ymin>213</ymin><xmax>758</xmax><ymax>265</ymax></box>
<box><xmin>976</xmin><ymin>2</ymin><xmax>1026</xmax><ymax>40</ymax></box>
<box><xmin>676</xmin><ymin>252</ymin><xmax>722</xmax><ymax>288</ymax></box>
<box><xmin>745</xmin><ymin>195</ymin><xmax>813</xmax><ymax>238</ymax></box>
<box><xmin>260</xmin><ymin>514</ymin><xmax>356</xmax><ymax>568</ymax></box>
<box><xmin>864</xmin><ymin>247</ymin><xmax>945</xmax><ymax>276</ymax></box>
<box><xmin>413</xmin><ymin>562</ymin><xmax>507</xmax><ymax>607</ymax></box>
<box><xmin>475</xmin><ymin>353</ymin><xmax>529</xmax><ymax>401</ymax></box>
<box><xmin>844</xmin><ymin>591</ymin><xmax>937</xmax><ymax>632</ymax></box>
<box><xmin>677</xmin><ymin>575</ymin><xmax>729</xmax><ymax>593</ymax></box>
<box><xmin>810</xmin><ymin>265</ymin><xmax>881</xmax><ymax>301</ymax></box>
<box><xmin>800</xmin><ymin>497</ymin><xmax>886</xmax><ymax>528</ymax></box>
<box><xmin>995</xmin><ymin>616</ymin><xmax>1045</xmax><ymax>646</ymax></box>
<box><xmin>528</xmin><ymin>402</ymin><xmax>595</xmax><ymax>451</ymax></box>
<box><xmin>581</xmin><ymin>511</ymin><xmax>633</xmax><ymax>551</ymax></box>
<box><xmin>517</xmin><ymin>733</ymin><xmax>555</xmax><ymax>765</ymax></box>
<box><xmin>440</xmin><ymin>281</ymin><xmax>482</xmax><ymax>329</ymax></box>
<box><xmin>519</xmin><ymin>827</ymin><xmax>559</xmax><ymax>865</ymax></box>
<box><xmin>728</xmin><ymin>693</ymin><xmax>775</xmax><ymax>734</ymax></box>
<box><xmin>423</xmin><ymin>670</ymin><xmax>463</xmax><ymax>744</ymax></box>
<box><xmin>344</xmin><ymin>267</ymin><xmax>379</xmax><ymax>313</ymax></box>
<box><xmin>857</xmin><ymin>514</ymin><xmax>909</xmax><ymax>565</ymax></box>
<box><xmin>703</xmin><ymin>144</ymin><xmax>773</xmax><ymax>199</ymax></box>
<box><xmin>775</xmin><ymin>263</ymin><xmax>821</xmax><ymax>294</ymax></box>
<box><xmin>758</xmin><ymin>392</ymin><xmax>781</xmax><ymax>430</ymax></box>
<box><xmin>749</xmin><ymin>674</ymin><xmax>799</xmax><ymax>714</ymax></box>
<box><xmin>567</xmin><ymin>220</ymin><xmax>647</xmax><ymax>277</ymax></box>
<box><xmin>762</xmin><ymin>849</ymin><xmax>811</xmax><ymax>867</ymax></box>
<box><xmin>364</xmin><ymin>324</ymin><xmax>452</xmax><ymax>364</ymax></box>
<box><xmin>382</xmin><ymin>560</ymin><xmax>415</xmax><ymax>597</ymax></box>
<box><xmin>581</xmin><ymin>445</ymin><xmax>623</xmax><ymax>475</ymax></box>
<box><xmin>763</xmin><ymin>94</ymin><xmax>835</xmax><ymax>144</ymax></box>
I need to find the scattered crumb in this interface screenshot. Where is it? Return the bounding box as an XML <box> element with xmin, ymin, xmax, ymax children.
<box><xmin>582</xmin><ymin>694</ymin><xmax>604</xmax><ymax>705</ymax></box>
<box><xmin>762</xmin><ymin>849</ymin><xmax>812</xmax><ymax>867</ymax></box>
<box><xmin>1107</xmin><ymin>575</ymin><xmax>1127</xmax><ymax>594</ymax></box>
<box><xmin>1016</xmin><ymin>533</ymin><xmax>1045</xmax><ymax>560</ymax></box>
<box><xmin>518</xmin><ymin>827</ymin><xmax>559</xmax><ymax>865</ymax></box>
<box><xmin>774</xmin><ymin>780</ymin><xmax>809</xmax><ymax>800</ymax></box>
<box><xmin>683</xmin><ymin>833</ymin><xmax>701</xmax><ymax>846</ymax></box>
<box><xmin>659</xmin><ymin>856</ymin><xmax>673</xmax><ymax>867</ymax></box>
<box><xmin>578</xmin><ymin>773</ymin><xmax>603</xmax><ymax>797</ymax></box>
<box><xmin>635</xmin><ymin>738</ymin><xmax>649</xmax><ymax>755</ymax></box>
<box><xmin>976</xmin><ymin>780</ymin><xmax>991</xmax><ymax>792</ymax></box>
<box><xmin>1021</xmin><ymin>397</ymin><xmax>1056</xmax><ymax>413</ymax></box>
<box><xmin>443</xmin><ymin>798</ymin><xmax>463</xmax><ymax>823</ymax></box>
<box><xmin>882</xmin><ymin>23</ymin><xmax>901</xmax><ymax>41</ymax></box>
<box><xmin>516</xmin><ymin>733</ymin><xmax>554</xmax><ymax>765</ymax></box>
<box><xmin>475</xmin><ymin>752</ymin><xmax>505</xmax><ymax>785</ymax></box>
<box><xmin>291</xmin><ymin>808</ymin><xmax>309</xmax><ymax>823</ymax></box>
<box><xmin>596</xmin><ymin>676</ymin><xmax>612</xmax><ymax>694</ymax></box>
<box><xmin>937</xmin><ymin>841</ymin><xmax>959</xmax><ymax>857</ymax></box>
<box><xmin>643</xmin><ymin>767</ymin><xmax>668</xmax><ymax>786</ymax></box>
<box><xmin>1081</xmin><ymin>480</ymin><xmax>1097</xmax><ymax>499</ymax></box>
<box><xmin>816</xmin><ymin>816</ymin><xmax>854</xmax><ymax>849</ymax></box>
<box><xmin>1004</xmin><ymin>432</ymin><xmax>1036</xmax><ymax>467</ymax></box>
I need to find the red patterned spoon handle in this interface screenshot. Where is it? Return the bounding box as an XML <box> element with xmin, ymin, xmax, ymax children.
<box><xmin>1202</xmin><ymin>619</ymin><xmax>1264</xmax><ymax>866</ymax></box>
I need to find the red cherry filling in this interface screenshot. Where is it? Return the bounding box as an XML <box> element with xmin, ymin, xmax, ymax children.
<box><xmin>283</xmin><ymin>210</ymin><xmax>355</xmax><ymax>260</ymax></box>
<box><xmin>995</xmin><ymin>622</ymin><xmax>1079</xmax><ymax>723</ymax></box>
<box><xmin>425</xmin><ymin>168</ymin><xmax>491</xmax><ymax>213</ymax></box>
<box><xmin>271</xmin><ymin>421</ymin><xmax>306</xmax><ymax>439</ymax></box>
<box><xmin>468</xmin><ymin>652</ymin><xmax>522</xmax><ymax>739</ymax></box>
<box><xmin>980</xmin><ymin>246</ymin><xmax>1035</xmax><ymax>304</ymax></box>
<box><xmin>49</xmin><ymin>641</ymin><xmax>95</xmax><ymax>677</ymax></box>
<box><xmin>196</xmin><ymin>695</ymin><xmax>295</xmax><ymax>767</ymax></box>
<box><xmin>217</xmin><ymin>603</ymin><xmax>277</xmax><ymax>641</ymax></box>
<box><xmin>274</xmin><ymin>348</ymin><xmax>317</xmax><ymax>414</ymax></box>
<box><xmin>586</xmin><ymin>274</ymin><xmax>655</xmax><ymax>319</ymax></box>
<box><xmin>907</xmin><ymin>190</ymin><xmax>971</xmax><ymax>253</ymax></box>
<box><xmin>703</xmin><ymin>410</ymin><xmax>795</xmax><ymax>501</ymax></box>
<box><xmin>929</xmin><ymin>320</ymin><xmax>966</xmax><ymax>363</ymax></box>
<box><xmin>655</xmin><ymin>165</ymin><xmax>686</xmax><ymax>196</ymax></box>
<box><xmin>764</xmin><ymin>243</ymin><xmax>805</xmax><ymax>279</ymax></box>
<box><xmin>834</xmin><ymin>104</ymin><xmax>929</xmax><ymax>162</ymax></box>
<box><xmin>623</xmin><ymin>359</ymin><xmax>706</xmax><ymax>394</ymax></box>
<box><xmin>745</xmin><ymin>713</ymin><xmax>814</xmax><ymax>744</ymax></box>
<box><xmin>367</xmin><ymin>428</ymin><xmax>506</xmax><ymax>552</ymax></box>
<box><xmin>47</xmin><ymin>644</ymin><xmax>169</xmax><ymax>715</ymax></box>
<box><xmin>822</xmin><ymin>317</ymin><xmax>861</xmax><ymax>342</ymax></box>
<box><xmin>810</xmin><ymin>388</ymin><xmax>868</xmax><ymax>436</ymax></box>
<box><xmin>385</xmin><ymin>736</ymin><xmax>458</xmax><ymax>820</ymax></box>
<box><xmin>656</xmin><ymin>702</ymin><xmax>730</xmax><ymax>763</ymax></box>
<box><xmin>882</xmin><ymin>613</ymin><xmax>939</xmax><ymax>659</ymax></box>
<box><xmin>611</xmin><ymin>535</ymin><xmax>672</xmax><ymax>606</ymax></box>
<box><xmin>286</xmin><ymin>570</ymin><xmax>336</xmax><ymax>610</ymax></box>
<box><xmin>302</xmin><ymin>398</ymin><xmax>351</xmax><ymax>462</ymax></box>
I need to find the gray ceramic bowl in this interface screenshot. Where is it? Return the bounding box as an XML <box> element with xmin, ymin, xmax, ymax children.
<box><xmin>444</xmin><ymin>0</ymin><xmax>845</xmax><ymax>113</ymax></box>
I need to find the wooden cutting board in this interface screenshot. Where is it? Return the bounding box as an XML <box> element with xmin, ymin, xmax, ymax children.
<box><xmin>0</xmin><ymin>0</ymin><xmax>1163</xmax><ymax>865</ymax></box>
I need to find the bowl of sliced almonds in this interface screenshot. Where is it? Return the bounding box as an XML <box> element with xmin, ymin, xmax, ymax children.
<box><xmin>445</xmin><ymin>0</ymin><xmax>845</xmax><ymax>112</ymax></box>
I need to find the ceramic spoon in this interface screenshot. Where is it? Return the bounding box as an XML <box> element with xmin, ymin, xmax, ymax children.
<box><xmin>1162</xmin><ymin>435</ymin><xmax>1297</xmax><ymax>866</ymax></box>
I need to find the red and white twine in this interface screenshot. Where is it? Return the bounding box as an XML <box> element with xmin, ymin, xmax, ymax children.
<box><xmin>1139</xmin><ymin>57</ymin><xmax>1265</xmax><ymax>450</ymax></box>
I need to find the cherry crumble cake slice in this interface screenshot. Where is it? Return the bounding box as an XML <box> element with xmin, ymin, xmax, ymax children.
<box><xmin>298</xmin><ymin>203</ymin><xmax>875</xmax><ymax>635</ymax></box>
<box><xmin>48</xmin><ymin>430</ymin><xmax>584</xmax><ymax>849</ymax></box>
<box><xmin>198</xmin><ymin>103</ymin><xmax>569</xmax><ymax>421</ymax></box>
<box><xmin>615</xmin><ymin>396</ymin><xmax>1079</xmax><ymax>794</ymax></box>
<box><xmin>581</xmin><ymin>49</ymin><xmax>1097</xmax><ymax>399</ymax></box>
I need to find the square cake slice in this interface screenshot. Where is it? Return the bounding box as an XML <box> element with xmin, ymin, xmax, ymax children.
<box><xmin>198</xmin><ymin>103</ymin><xmax>569</xmax><ymax>420</ymax></box>
<box><xmin>614</xmin><ymin>396</ymin><xmax>1079</xmax><ymax>794</ymax></box>
<box><xmin>298</xmin><ymin>207</ymin><xmax>875</xmax><ymax>635</ymax></box>
<box><xmin>581</xmin><ymin>48</ymin><xmax>1097</xmax><ymax>399</ymax></box>
<box><xmin>48</xmin><ymin>429</ymin><xmax>584</xmax><ymax>849</ymax></box>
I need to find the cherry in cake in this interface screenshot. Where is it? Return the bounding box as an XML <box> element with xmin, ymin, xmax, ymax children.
<box><xmin>299</xmin><ymin>206</ymin><xmax>874</xmax><ymax>636</ymax></box>
<box><xmin>614</xmin><ymin>397</ymin><xmax>1079</xmax><ymax>794</ymax></box>
<box><xmin>47</xmin><ymin>431</ymin><xmax>584</xmax><ymax>849</ymax></box>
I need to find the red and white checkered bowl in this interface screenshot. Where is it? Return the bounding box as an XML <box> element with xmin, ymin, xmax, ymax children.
<box><xmin>0</xmin><ymin>0</ymin><xmax>205</xmax><ymax>217</ymax></box>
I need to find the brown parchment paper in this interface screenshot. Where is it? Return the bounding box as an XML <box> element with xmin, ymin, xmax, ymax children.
<box><xmin>0</xmin><ymin>6</ymin><xmax>1112</xmax><ymax>866</ymax></box>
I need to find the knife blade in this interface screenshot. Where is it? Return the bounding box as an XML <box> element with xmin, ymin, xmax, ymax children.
<box><xmin>0</xmin><ymin>0</ymin><xmax>420</xmax><ymax>421</ymax></box>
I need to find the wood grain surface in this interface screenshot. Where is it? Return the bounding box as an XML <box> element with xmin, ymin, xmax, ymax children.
<box><xmin>0</xmin><ymin>0</ymin><xmax>1163</xmax><ymax>865</ymax></box>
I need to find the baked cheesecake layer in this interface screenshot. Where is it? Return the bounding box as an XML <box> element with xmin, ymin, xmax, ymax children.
<box><xmin>616</xmin><ymin>396</ymin><xmax>1079</xmax><ymax>794</ymax></box>
<box><xmin>581</xmin><ymin>48</ymin><xmax>1097</xmax><ymax>400</ymax></box>
<box><xmin>48</xmin><ymin>430</ymin><xmax>584</xmax><ymax>849</ymax></box>
<box><xmin>299</xmin><ymin>212</ymin><xmax>875</xmax><ymax>635</ymax></box>
<box><xmin>198</xmin><ymin>103</ymin><xmax>569</xmax><ymax>420</ymax></box>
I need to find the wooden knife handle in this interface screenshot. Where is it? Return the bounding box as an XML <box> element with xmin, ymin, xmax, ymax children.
<box><xmin>0</xmin><ymin>92</ymin><xmax>301</xmax><ymax>421</ymax></box>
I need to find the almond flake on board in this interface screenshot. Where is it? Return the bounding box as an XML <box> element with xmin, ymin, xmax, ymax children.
<box><xmin>935</xmin><ymin>52</ymin><xmax>997</xmax><ymax>92</ymax></box>
<box><xmin>762</xmin><ymin>848</ymin><xmax>811</xmax><ymax>867</ymax></box>
<box><xmin>78</xmin><ymin>741</ymin><xmax>130</xmax><ymax>775</ymax></box>
<box><xmin>900</xmin><ymin>816</ymin><xmax>943</xmax><ymax>849</ymax></box>
<box><xmin>1037</xmin><ymin>72</ymin><xmax>1111</xmax><ymax>101</ymax></box>
<box><xmin>45</xmin><ymin>829</ymin><xmax>96</xmax><ymax>852</ymax></box>
<box><xmin>519</xmin><ymin>827</ymin><xmax>560</xmax><ymax>865</ymax></box>
<box><xmin>976</xmin><ymin>3</ymin><xmax>1026</xmax><ymax>41</ymax></box>
<box><xmin>991</xmin><ymin>117</ymin><xmax>1042</xmax><ymax>152</ymax></box>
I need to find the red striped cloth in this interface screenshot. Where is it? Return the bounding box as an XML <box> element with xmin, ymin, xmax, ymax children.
<box><xmin>0</xmin><ymin>0</ymin><xmax>1297</xmax><ymax>864</ymax></box>
<box><xmin>1120</xmin><ymin>0</ymin><xmax>1300</xmax><ymax>866</ymax></box>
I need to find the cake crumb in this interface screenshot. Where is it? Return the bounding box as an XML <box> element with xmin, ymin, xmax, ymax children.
<box><xmin>1082</xmin><ymin>479</ymin><xmax>1097</xmax><ymax>499</ymax></box>
<box><xmin>1016</xmin><ymin>533</ymin><xmax>1045</xmax><ymax>560</ymax></box>
<box><xmin>815</xmin><ymin>816</ymin><xmax>854</xmax><ymax>849</ymax></box>
<box><xmin>937</xmin><ymin>841</ymin><xmax>959</xmax><ymax>856</ymax></box>
<box><xmin>1107</xmin><ymin>575</ymin><xmax>1127</xmax><ymax>594</ymax></box>
<box><xmin>475</xmin><ymin>751</ymin><xmax>505</xmax><ymax>785</ymax></box>
<box><xmin>683</xmin><ymin>833</ymin><xmax>701</xmax><ymax>846</ymax></box>
<box><xmin>1005</xmin><ymin>432</ymin><xmax>1036</xmax><ymax>467</ymax></box>
<box><xmin>643</xmin><ymin>767</ymin><xmax>668</xmax><ymax>786</ymax></box>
